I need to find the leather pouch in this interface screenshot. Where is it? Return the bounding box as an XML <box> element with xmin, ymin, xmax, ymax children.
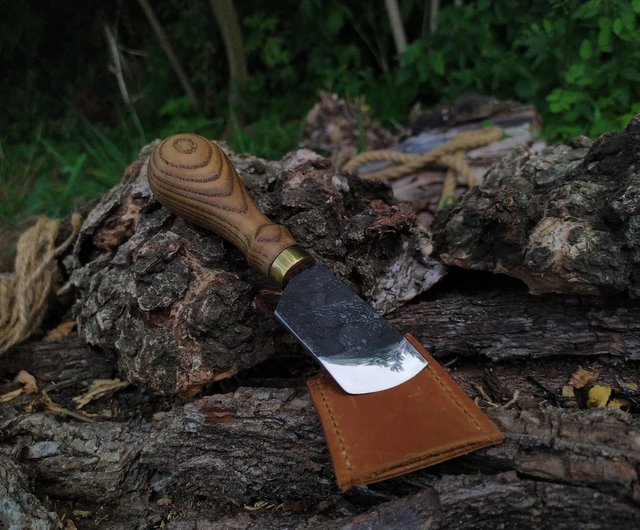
<box><xmin>307</xmin><ymin>333</ymin><xmax>503</xmax><ymax>490</ymax></box>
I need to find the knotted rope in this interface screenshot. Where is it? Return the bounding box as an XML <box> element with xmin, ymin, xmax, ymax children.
<box><xmin>344</xmin><ymin>126</ymin><xmax>503</xmax><ymax>183</ymax></box>
<box><xmin>0</xmin><ymin>214</ymin><xmax>82</xmax><ymax>355</ymax></box>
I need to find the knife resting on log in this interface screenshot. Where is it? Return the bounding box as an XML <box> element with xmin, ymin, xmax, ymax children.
<box><xmin>147</xmin><ymin>133</ymin><xmax>503</xmax><ymax>489</ymax></box>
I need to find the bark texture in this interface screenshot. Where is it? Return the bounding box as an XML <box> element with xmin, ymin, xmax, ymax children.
<box><xmin>0</xmin><ymin>328</ymin><xmax>639</xmax><ymax>528</ymax></box>
<box><xmin>390</xmin><ymin>274</ymin><xmax>640</xmax><ymax>361</ymax></box>
<box><xmin>0</xmin><ymin>451</ymin><xmax>61</xmax><ymax>529</ymax></box>
<box><xmin>64</xmin><ymin>144</ymin><xmax>443</xmax><ymax>397</ymax></box>
<box><xmin>2</xmin><ymin>112</ymin><xmax>640</xmax><ymax>528</ymax></box>
<box><xmin>434</xmin><ymin>115</ymin><xmax>640</xmax><ymax>297</ymax></box>
<box><xmin>302</xmin><ymin>92</ymin><xmax>395</xmax><ymax>169</ymax></box>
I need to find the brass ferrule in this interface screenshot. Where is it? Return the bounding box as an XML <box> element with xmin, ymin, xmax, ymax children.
<box><xmin>269</xmin><ymin>245</ymin><xmax>313</xmax><ymax>287</ymax></box>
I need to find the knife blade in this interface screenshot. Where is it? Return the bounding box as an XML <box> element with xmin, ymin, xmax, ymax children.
<box><xmin>147</xmin><ymin>133</ymin><xmax>427</xmax><ymax>394</ymax></box>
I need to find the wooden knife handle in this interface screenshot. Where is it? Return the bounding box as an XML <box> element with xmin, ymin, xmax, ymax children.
<box><xmin>147</xmin><ymin>133</ymin><xmax>311</xmax><ymax>286</ymax></box>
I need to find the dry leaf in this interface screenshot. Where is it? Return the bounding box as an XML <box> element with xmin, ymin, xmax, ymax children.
<box><xmin>568</xmin><ymin>368</ymin><xmax>599</xmax><ymax>389</ymax></box>
<box><xmin>15</xmin><ymin>370</ymin><xmax>38</xmax><ymax>394</ymax></box>
<box><xmin>44</xmin><ymin>320</ymin><xmax>76</xmax><ymax>341</ymax></box>
<box><xmin>65</xmin><ymin>519</ymin><xmax>78</xmax><ymax>530</ymax></box>
<box><xmin>562</xmin><ymin>385</ymin><xmax>575</xmax><ymax>398</ymax></box>
<box><xmin>244</xmin><ymin>500</ymin><xmax>275</xmax><ymax>511</ymax></box>
<box><xmin>587</xmin><ymin>384</ymin><xmax>612</xmax><ymax>408</ymax></box>
<box><xmin>73</xmin><ymin>379</ymin><xmax>129</xmax><ymax>409</ymax></box>
<box><xmin>607</xmin><ymin>398</ymin><xmax>631</xmax><ymax>409</ymax></box>
<box><xmin>0</xmin><ymin>388</ymin><xmax>23</xmax><ymax>403</ymax></box>
<box><xmin>44</xmin><ymin>393</ymin><xmax>93</xmax><ymax>422</ymax></box>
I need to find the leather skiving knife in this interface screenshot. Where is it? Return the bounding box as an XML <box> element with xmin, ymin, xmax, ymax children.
<box><xmin>147</xmin><ymin>133</ymin><xmax>427</xmax><ymax>394</ymax></box>
<box><xmin>147</xmin><ymin>133</ymin><xmax>504</xmax><ymax>489</ymax></box>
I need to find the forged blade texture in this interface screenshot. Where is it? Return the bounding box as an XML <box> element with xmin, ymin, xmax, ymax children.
<box><xmin>274</xmin><ymin>265</ymin><xmax>427</xmax><ymax>394</ymax></box>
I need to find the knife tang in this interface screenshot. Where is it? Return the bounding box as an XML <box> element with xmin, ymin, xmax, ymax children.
<box><xmin>147</xmin><ymin>133</ymin><xmax>313</xmax><ymax>287</ymax></box>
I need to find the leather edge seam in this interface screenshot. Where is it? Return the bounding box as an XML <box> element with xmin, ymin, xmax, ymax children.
<box><xmin>313</xmin><ymin>375</ymin><xmax>353</xmax><ymax>472</ymax></box>
<box><xmin>359</xmin><ymin>435</ymin><xmax>503</xmax><ymax>483</ymax></box>
<box><xmin>407</xmin><ymin>334</ymin><xmax>484</xmax><ymax>431</ymax></box>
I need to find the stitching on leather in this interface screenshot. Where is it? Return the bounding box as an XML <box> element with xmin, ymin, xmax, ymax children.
<box><xmin>428</xmin><ymin>363</ymin><xmax>483</xmax><ymax>431</ymax></box>
<box><xmin>365</xmin><ymin>436</ymin><xmax>501</xmax><ymax>480</ymax></box>
<box><xmin>311</xmin><ymin>341</ymin><xmax>501</xmax><ymax>485</ymax></box>
<box><xmin>314</xmin><ymin>375</ymin><xmax>353</xmax><ymax>472</ymax></box>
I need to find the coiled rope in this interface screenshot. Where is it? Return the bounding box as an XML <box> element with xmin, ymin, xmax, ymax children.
<box><xmin>0</xmin><ymin>214</ymin><xmax>82</xmax><ymax>354</ymax></box>
<box><xmin>344</xmin><ymin>126</ymin><xmax>503</xmax><ymax>186</ymax></box>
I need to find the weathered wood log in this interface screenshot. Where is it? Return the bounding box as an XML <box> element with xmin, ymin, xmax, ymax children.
<box><xmin>391</xmin><ymin>107</ymin><xmax>541</xmax><ymax>230</ymax></box>
<box><xmin>0</xmin><ymin>450</ymin><xmax>61</xmax><ymax>529</ymax></box>
<box><xmin>3</xmin><ymin>114</ymin><xmax>640</xmax><ymax>528</ymax></box>
<box><xmin>331</xmin><ymin>472</ymin><xmax>640</xmax><ymax>530</ymax></box>
<box><xmin>1</xmin><ymin>305</ymin><xmax>639</xmax><ymax>528</ymax></box>
<box><xmin>164</xmin><ymin>472</ymin><xmax>640</xmax><ymax>529</ymax></box>
<box><xmin>64</xmin><ymin>144</ymin><xmax>444</xmax><ymax>397</ymax></box>
<box><xmin>390</xmin><ymin>273</ymin><xmax>640</xmax><ymax>361</ymax></box>
<box><xmin>433</xmin><ymin>114</ymin><xmax>640</xmax><ymax>298</ymax></box>
<box><xmin>0</xmin><ymin>334</ymin><xmax>113</xmax><ymax>391</ymax></box>
<box><xmin>1</xmin><ymin>382</ymin><xmax>639</xmax><ymax>527</ymax></box>
<box><xmin>311</xmin><ymin>92</ymin><xmax>543</xmax><ymax>231</ymax></box>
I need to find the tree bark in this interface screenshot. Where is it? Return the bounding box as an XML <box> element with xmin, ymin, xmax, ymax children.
<box><xmin>62</xmin><ymin>144</ymin><xmax>443</xmax><ymax>397</ymax></box>
<box><xmin>390</xmin><ymin>275</ymin><xmax>640</xmax><ymax>362</ymax></box>
<box><xmin>0</xmin><ymin>450</ymin><xmax>61</xmax><ymax>529</ymax></box>
<box><xmin>1</xmin><ymin>283</ymin><xmax>639</xmax><ymax>527</ymax></box>
<box><xmin>3</xmin><ymin>114</ymin><xmax>640</xmax><ymax>528</ymax></box>
<box><xmin>137</xmin><ymin>0</ymin><xmax>199</xmax><ymax>109</ymax></box>
<box><xmin>433</xmin><ymin>115</ymin><xmax>640</xmax><ymax>298</ymax></box>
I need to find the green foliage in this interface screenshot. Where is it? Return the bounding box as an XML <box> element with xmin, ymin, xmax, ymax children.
<box><xmin>388</xmin><ymin>0</ymin><xmax>640</xmax><ymax>141</ymax></box>
<box><xmin>2</xmin><ymin>0</ymin><xmax>640</xmax><ymax>227</ymax></box>
<box><xmin>0</xmin><ymin>118</ymin><xmax>137</xmax><ymax>226</ymax></box>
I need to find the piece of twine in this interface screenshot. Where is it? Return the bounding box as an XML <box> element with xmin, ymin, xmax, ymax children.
<box><xmin>0</xmin><ymin>213</ymin><xmax>82</xmax><ymax>355</ymax></box>
<box><xmin>344</xmin><ymin>127</ymin><xmax>503</xmax><ymax>205</ymax></box>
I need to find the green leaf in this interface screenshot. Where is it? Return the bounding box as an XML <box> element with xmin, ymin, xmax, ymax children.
<box><xmin>431</xmin><ymin>52</ymin><xmax>445</xmax><ymax>76</ymax></box>
<box><xmin>622</xmin><ymin>69</ymin><xmax>640</xmax><ymax>82</ymax></box>
<box><xmin>579</xmin><ymin>39</ymin><xmax>593</xmax><ymax>59</ymax></box>
<box><xmin>547</xmin><ymin>89</ymin><xmax>582</xmax><ymax>113</ymax></box>
<box><xmin>613</xmin><ymin>17</ymin><xmax>623</xmax><ymax>36</ymax></box>
<box><xmin>633</xmin><ymin>0</ymin><xmax>640</xmax><ymax>13</ymax></box>
<box><xmin>566</xmin><ymin>63</ymin><xmax>587</xmax><ymax>84</ymax></box>
<box><xmin>598</xmin><ymin>17</ymin><xmax>613</xmax><ymax>51</ymax></box>
<box><xmin>565</xmin><ymin>63</ymin><xmax>591</xmax><ymax>86</ymax></box>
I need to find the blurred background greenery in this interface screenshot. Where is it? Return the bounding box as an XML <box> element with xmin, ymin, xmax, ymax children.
<box><xmin>1</xmin><ymin>0</ymin><xmax>640</xmax><ymax>229</ymax></box>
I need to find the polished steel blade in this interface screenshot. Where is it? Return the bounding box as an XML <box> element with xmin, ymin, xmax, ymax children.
<box><xmin>274</xmin><ymin>265</ymin><xmax>427</xmax><ymax>394</ymax></box>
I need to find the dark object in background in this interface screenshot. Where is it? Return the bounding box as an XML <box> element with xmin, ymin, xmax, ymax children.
<box><xmin>411</xmin><ymin>93</ymin><xmax>502</xmax><ymax>133</ymax></box>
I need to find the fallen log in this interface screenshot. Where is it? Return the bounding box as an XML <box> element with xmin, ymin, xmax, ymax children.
<box><xmin>2</xmin><ymin>115</ymin><xmax>640</xmax><ymax>527</ymax></box>
<box><xmin>390</xmin><ymin>273</ymin><xmax>640</xmax><ymax>361</ymax></box>
<box><xmin>305</xmin><ymin>92</ymin><xmax>542</xmax><ymax>230</ymax></box>
<box><xmin>433</xmin><ymin>115</ymin><xmax>640</xmax><ymax>298</ymax></box>
<box><xmin>0</xmin><ymin>450</ymin><xmax>61</xmax><ymax>529</ymax></box>
<box><xmin>1</xmin><ymin>280</ymin><xmax>639</xmax><ymax>528</ymax></box>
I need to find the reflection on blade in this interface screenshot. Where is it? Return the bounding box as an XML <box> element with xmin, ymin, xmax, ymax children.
<box><xmin>274</xmin><ymin>265</ymin><xmax>428</xmax><ymax>394</ymax></box>
<box><xmin>320</xmin><ymin>338</ymin><xmax>426</xmax><ymax>394</ymax></box>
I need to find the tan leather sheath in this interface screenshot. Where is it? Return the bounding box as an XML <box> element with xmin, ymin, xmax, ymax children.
<box><xmin>307</xmin><ymin>333</ymin><xmax>503</xmax><ymax>490</ymax></box>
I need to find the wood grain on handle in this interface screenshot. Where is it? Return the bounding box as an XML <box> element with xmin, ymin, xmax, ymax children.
<box><xmin>147</xmin><ymin>134</ymin><xmax>305</xmax><ymax>283</ymax></box>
